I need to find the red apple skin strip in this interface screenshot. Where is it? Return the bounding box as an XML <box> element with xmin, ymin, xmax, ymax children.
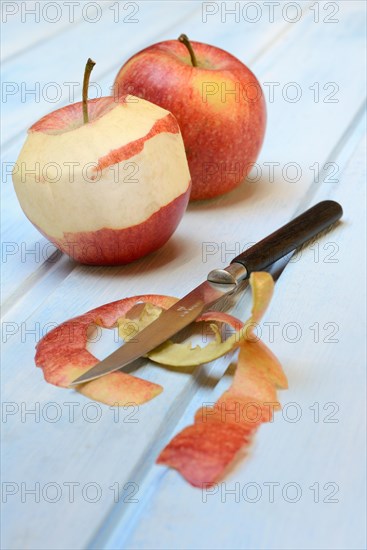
<box><xmin>157</xmin><ymin>273</ymin><xmax>289</xmax><ymax>487</ymax></box>
<box><xmin>157</xmin><ymin>379</ymin><xmax>278</xmax><ymax>487</ymax></box>
<box><xmin>195</xmin><ymin>393</ymin><xmax>275</xmax><ymax>428</ymax></box>
<box><xmin>157</xmin><ymin>369</ymin><xmax>280</xmax><ymax>487</ymax></box>
<box><xmin>229</xmin><ymin>343</ymin><xmax>281</xmax><ymax>408</ymax></box>
<box><xmin>35</xmin><ymin>295</ymin><xmax>177</xmax><ymax>405</ymax></box>
<box><xmin>35</xmin><ymin>273</ymin><xmax>287</xmax><ymax>484</ymax></box>
<box><xmin>157</xmin><ymin>422</ymin><xmax>252</xmax><ymax>488</ymax></box>
<box><xmin>77</xmin><ymin>371</ymin><xmax>163</xmax><ymax>406</ymax></box>
<box><xmin>236</xmin><ymin>339</ymin><xmax>288</xmax><ymax>390</ymax></box>
<box><xmin>95</xmin><ymin>112</ymin><xmax>179</xmax><ymax>172</ymax></box>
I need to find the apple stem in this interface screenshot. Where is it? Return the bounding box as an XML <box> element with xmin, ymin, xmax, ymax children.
<box><xmin>178</xmin><ymin>34</ymin><xmax>198</xmax><ymax>67</ymax></box>
<box><xmin>82</xmin><ymin>58</ymin><xmax>96</xmax><ymax>124</ymax></box>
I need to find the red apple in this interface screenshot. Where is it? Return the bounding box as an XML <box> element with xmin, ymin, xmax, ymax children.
<box><xmin>114</xmin><ymin>35</ymin><xmax>266</xmax><ymax>200</ymax></box>
<box><xmin>13</xmin><ymin>61</ymin><xmax>191</xmax><ymax>265</ymax></box>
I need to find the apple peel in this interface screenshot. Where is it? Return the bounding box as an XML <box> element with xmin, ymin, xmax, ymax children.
<box><xmin>157</xmin><ymin>422</ymin><xmax>252</xmax><ymax>488</ymax></box>
<box><xmin>35</xmin><ymin>294</ymin><xmax>177</xmax><ymax>406</ymax></box>
<box><xmin>157</xmin><ymin>273</ymin><xmax>289</xmax><ymax>487</ymax></box>
<box><xmin>77</xmin><ymin>371</ymin><xmax>162</xmax><ymax>407</ymax></box>
<box><xmin>117</xmin><ymin>304</ymin><xmax>243</xmax><ymax>368</ymax></box>
<box><xmin>35</xmin><ymin>292</ymin><xmax>242</xmax><ymax>406</ymax></box>
<box><xmin>147</xmin><ymin>271</ymin><xmax>273</xmax><ymax>367</ymax></box>
<box><xmin>35</xmin><ymin>273</ymin><xmax>288</xmax><ymax>485</ymax></box>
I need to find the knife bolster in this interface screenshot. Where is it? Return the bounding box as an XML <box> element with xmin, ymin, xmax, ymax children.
<box><xmin>207</xmin><ymin>262</ymin><xmax>248</xmax><ymax>285</ymax></box>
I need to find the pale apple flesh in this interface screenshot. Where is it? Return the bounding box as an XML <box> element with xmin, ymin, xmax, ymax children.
<box><xmin>114</xmin><ymin>40</ymin><xmax>266</xmax><ymax>200</ymax></box>
<box><xmin>13</xmin><ymin>95</ymin><xmax>191</xmax><ymax>265</ymax></box>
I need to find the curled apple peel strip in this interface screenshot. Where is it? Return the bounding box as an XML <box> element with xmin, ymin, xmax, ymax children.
<box><xmin>157</xmin><ymin>273</ymin><xmax>288</xmax><ymax>487</ymax></box>
<box><xmin>35</xmin><ymin>295</ymin><xmax>177</xmax><ymax>406</ymax></box>
<box><xmin>36</xmin><ymin>274</ymin><xmax>283</xmax><ymax>405</ymax></box>
<box><xmin>145</xmin><ymin>271</ymin><xmax>275</xmax><ymax>367</ymax></box>
<box><xmin>35</xmin><ymin>292</ymin><xmax>238</xmax><ymax>406</ymax></box>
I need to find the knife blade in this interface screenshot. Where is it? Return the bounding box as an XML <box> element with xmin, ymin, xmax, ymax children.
<box><xmin>71</xmin><ymin>200</ymin><xmax>342</xmax><ymax>385</ymax></box>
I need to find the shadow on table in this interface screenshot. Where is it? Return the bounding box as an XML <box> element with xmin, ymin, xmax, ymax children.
<box><xmin>187</xmin><ymin>174</ymin><xmax>266</xmax><ymax>212</ymax></box>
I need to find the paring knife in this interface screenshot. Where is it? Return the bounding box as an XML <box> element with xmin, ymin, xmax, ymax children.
<box><xmin>71</xmin><ymin>200</ymin><xmax>342</xmax><ymax>385</ymax></box>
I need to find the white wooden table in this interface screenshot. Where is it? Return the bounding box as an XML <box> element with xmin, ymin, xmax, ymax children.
<box><xmin>1</xmin><ymin>2</ymin><xmax>366</xmax><ymax>549</ymax></box>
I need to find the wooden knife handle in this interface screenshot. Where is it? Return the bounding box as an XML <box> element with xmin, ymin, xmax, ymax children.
<box><xmin>231</xmin><ymin>200</ymin><xmax>343</xmax><ymax>274</ymax></box>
